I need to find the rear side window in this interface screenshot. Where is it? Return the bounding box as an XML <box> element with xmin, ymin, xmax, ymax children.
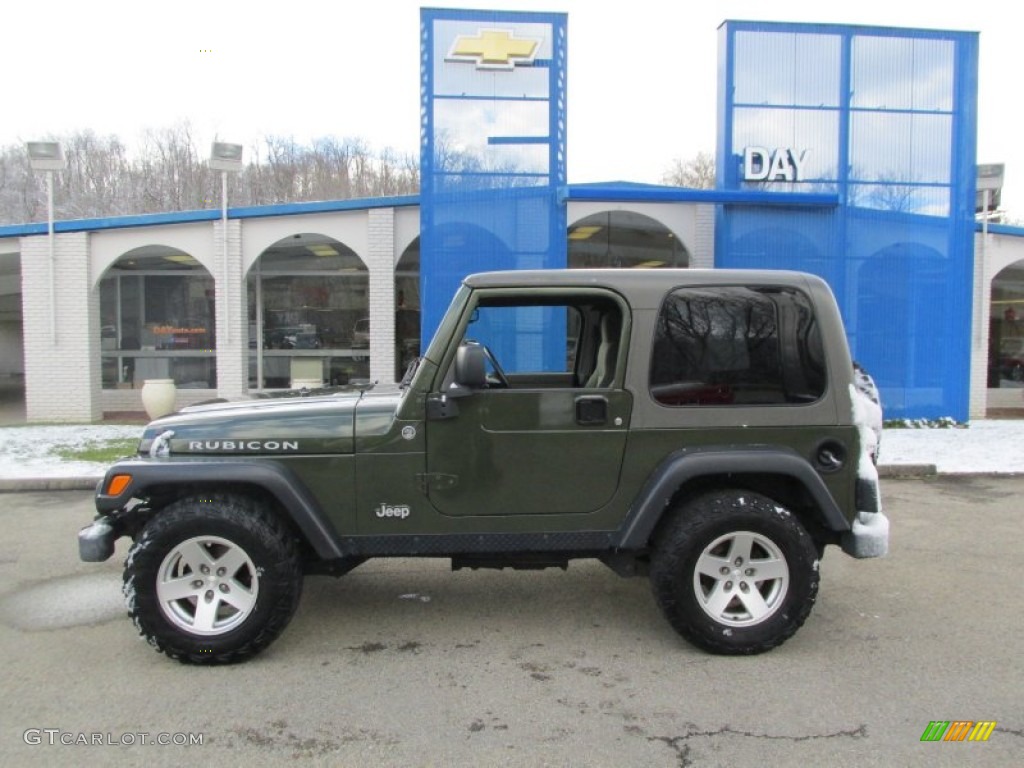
<box><xmin>650</xmin><ymin>286</ymin><xmax>825</xmax><ymax>406</ymax></box>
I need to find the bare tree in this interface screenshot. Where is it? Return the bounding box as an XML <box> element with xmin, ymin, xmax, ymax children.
<box><xmin>0</xmin><ymin>126</ymin><xmax>421</xmax><ymax>225</ymax></box>
<box><xmin>141</xmin><ymin>122</ymin><xmax>206</xmax><ymax>211</ymax></box>
<box><xmin>0</xmin><ymin>145</ymin><xmax>37</xmax><ymax>223</ymax></box>
<box><xmin>866</xmin><ymin>180</ymin><xmax>919</xmax><ymax>213</ymax></box>
<box><xmin>60</xmin><ymin>131</ymin><xmax>132</xmax><ymax>218</ymax></box>
<box><xmin>662</xmin><ymin>151</ymin><xmax>716</xmax><ymax>189</ymax></box>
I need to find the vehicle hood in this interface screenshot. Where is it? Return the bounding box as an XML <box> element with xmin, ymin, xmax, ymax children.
<box><xmin>138</xmin><ymin>387</ymin><xmax>405</xmax><ymax>456</ymax></box>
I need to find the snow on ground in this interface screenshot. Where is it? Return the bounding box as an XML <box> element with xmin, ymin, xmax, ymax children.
<box><xmin>0</xmin><ymin>421</ymin><xmax>1022</xmax><ymax>480</ymax></box>
<box><xmin>879</xmin><ymin>420</ymin><xmax>1024</xmax><ymax>473</ymax></box>
<box><xmin>0</xmin><ymin>424</ymin><xmax>143</xmax><ymax>479</ymax></box>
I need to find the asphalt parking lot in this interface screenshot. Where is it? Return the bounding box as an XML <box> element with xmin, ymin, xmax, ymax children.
<box><xmin>0</xmin><ymin>478</ymin><xmax>1021</xmax><ymax>767</ymax></box>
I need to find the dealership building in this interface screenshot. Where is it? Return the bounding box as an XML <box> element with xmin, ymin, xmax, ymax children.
<box><xmin>2</xmin><ymin>10</ymin><xmax>1024</xmax><ymax>423</ymax></box>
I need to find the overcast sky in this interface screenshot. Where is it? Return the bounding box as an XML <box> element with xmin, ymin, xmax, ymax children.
<box><xmin>4</xmin><ymin>0</ymin><xmax>1018</xmax><ymax>215</ymax></box>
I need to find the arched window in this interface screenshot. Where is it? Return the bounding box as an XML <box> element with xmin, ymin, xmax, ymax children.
<box><xmin>99</xmin><ymin>246</ymin><xmax>216</xmax><ymax>390</ymax></box>
<box><xmin>247</xmin><ymin>234</ymin><xmax>369</xmax><ymax>389</ymax></box>
<box><xmin>395</xmin><ymin>238</ymin><xmax>420</xmax><ymax>380</ymax></box>
<box><xmin>568</xmin><ymin>211</ymin><xmax>689</xmax><ymax>269</ymax></box>
<box><xmin>989</xmin><ymin>264</ymin><xmax>1024</xmax><ymax>388</ymax></box>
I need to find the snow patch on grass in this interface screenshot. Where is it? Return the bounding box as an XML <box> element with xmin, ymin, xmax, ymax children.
<box><xmin>0</xmin><ymin>425</ymin><xmax>142</xmax><ymax>479</ymax></box>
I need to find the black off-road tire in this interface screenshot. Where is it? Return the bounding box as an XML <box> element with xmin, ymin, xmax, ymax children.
<box><xmin>650</xmin><ymin>490</ymin><xmax>820</xmax><ymax>655</ymax></box>
<box><xmin>123</xmin><ymin>494</ymin><xmax>303</xmax><ymax>664</ymax></box>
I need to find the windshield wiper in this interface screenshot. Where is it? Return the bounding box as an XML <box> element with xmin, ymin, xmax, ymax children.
<box><xmin>399</xmin><ymin>357</ymin><xmax>421</xmax><ymax>389</ymax></box>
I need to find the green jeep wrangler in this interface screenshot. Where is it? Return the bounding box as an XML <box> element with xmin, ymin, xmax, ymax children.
<box><xmin>79</xmin><ymin>269</ymin><xmax>888</xmax><ymax>663</ymax></box>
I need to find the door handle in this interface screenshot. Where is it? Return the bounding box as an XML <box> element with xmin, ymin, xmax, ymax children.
<box><xmin>576</xmin><ymin>395</ymin><xmax>608</xmax><ymax>425</ymax></box>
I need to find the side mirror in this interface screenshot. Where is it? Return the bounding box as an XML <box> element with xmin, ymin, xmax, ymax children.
<box><xmin>426</xmin><ymin>342</ymin><xmax>489</xmax><ymax>421</ymax></box>
<box><xmin>452</xmin><ymin>342</ymin><xmax>487</xmax><ymax>394</ymax></box>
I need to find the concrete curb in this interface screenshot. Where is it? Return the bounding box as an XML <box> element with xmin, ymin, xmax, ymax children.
<box><xmin>0</xmin><ymin>477</ymin><xmax>100</xmax><ymax>493</ymax></box>
<box><xmin>939</xmin><ymin>470</ymin><xmax>1024</xmax><ymax>478</ymax></box>
<box><xmin>878</xmin><ymin>463</ymin><xmax>937</xmax><ymax>478</ymax></box>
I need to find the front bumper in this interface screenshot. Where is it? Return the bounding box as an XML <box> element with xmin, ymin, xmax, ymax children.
<box><xmin>840</xmin><ymin>510</ymin><xmax>890</xmax><ymax>558</ymax></box>
<box><xmin>78</xmin><ymin>517</ymin><xmax>117</xmax><ymax>562</ymax></box>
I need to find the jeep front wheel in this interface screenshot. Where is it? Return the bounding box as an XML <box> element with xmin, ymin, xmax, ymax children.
<box><xmin>650</xmin><ymin>491</ymin><xmax>819</xmax><ymax>654</ymax></box>
<box><xmin>123</xmin><ymin>495</ymin><xmax>302</xmax><ymax>664</ymax></box>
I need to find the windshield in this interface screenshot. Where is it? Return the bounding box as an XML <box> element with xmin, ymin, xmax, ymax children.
<box><xmin>421</xmin><ymin>283</ymin><xmax>473</xmax><ymax>366</ymax></box>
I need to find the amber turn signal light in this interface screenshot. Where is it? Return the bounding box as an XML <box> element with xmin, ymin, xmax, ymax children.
<box><xmin>105</xmin><ymin>474</ymin><xmax>132</xmax><ymax>496</ymax></box>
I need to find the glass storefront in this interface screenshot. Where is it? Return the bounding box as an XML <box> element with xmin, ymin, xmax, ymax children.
<box><xmin>247</xmin><ymin>234</ymin><xmax>369</xmax><ymax>389</ymax></box>
<box><xmin>568</xmin><ymin>211</ymin><xmax>689</xmax><ymax>269</ymax></box>
<box><xmin>99</xmin><ymin>247</ymin><xmax>216</xmax><ymax>390</ymax></box>
<box><xmin>395</xmin><ymin>239</ymin><xmax>421</xmax><ymax>380</ymax></box>
<box><xmin>989</xmin><ymin>265</ymin><xmax>1024</xmax><ymax>388</ymax></box>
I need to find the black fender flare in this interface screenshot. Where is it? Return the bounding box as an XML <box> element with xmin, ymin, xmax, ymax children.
<box><xmin>614</xmin><ymin>446</ymin><xmax>851</xmax><ymax>550</ymax></box>
<box><xmin>95</xmin><ymin>459</ymin><xmax>344</xmax><ymax>560</ymax></box>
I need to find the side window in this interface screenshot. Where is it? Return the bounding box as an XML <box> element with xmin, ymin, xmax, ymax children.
<box><xmin>462</xmin><ymin>304</ymin><xmax>582</xmax><ymax>380</ymax></box>
<box><xmin>650</xmin><ymin>286</ymin><xmax>825</xmax><ymax>406</ymax></box>
<box><xmin>457</xmin><ymin>297</ymin><xmax>625</xmax><ymax>388</ymax></box>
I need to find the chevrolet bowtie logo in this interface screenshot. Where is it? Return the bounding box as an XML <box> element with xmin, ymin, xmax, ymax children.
<box><xmin>446</xmin><ymin>28</ymin><xmax>541</xmax><ymax>70</ymax></box>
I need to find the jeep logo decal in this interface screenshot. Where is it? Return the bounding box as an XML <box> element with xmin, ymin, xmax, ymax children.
<box><xmin>375</xmin><ymin>503</ymin><xmax>411</xmax><ymax>519</ymax></box>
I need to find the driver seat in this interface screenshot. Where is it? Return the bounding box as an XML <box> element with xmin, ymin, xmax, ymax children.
<box><xmin>585</xmin><ymin>312</ymin><xmax>621</xmax><ymax>388</ymax></box>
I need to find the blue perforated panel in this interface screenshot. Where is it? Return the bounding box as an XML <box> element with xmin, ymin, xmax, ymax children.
<box><xmin>717</xmin><ymin>22</ymin><xmax>979</xmax><ymax>420</ymax></box>
<box><xmin>420</xmin><ymin>9</ymin><xmax>568</xmax><ymax>368</ymax></box>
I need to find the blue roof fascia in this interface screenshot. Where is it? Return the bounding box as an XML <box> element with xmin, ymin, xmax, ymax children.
<box><xmin>0</xmin><ymin>209</ymin><xmax>219</xmax><ymax>238</ymax></box>
<box><xmin>977</xmin><ymin>221</ymin><xmax>1024</xmax><ymax>237</ymax></box>
<box><xmin>227</xmin><ymin>194</ymin><xmax>420</xmax><ymax>220</ymax></box>
<box><xmin>563</xmin><ymin>183</ymin><xmax>839</xmax><ymax>208</ymax></box>
<box><xmin>3</xmin><ymin>184</ymin><xmax>852</xmax><ymax>239</ymax></box>
<box><xmin>0</xmin><ymin>195</ymin><xmax>421</xmax><ymax>239</ymax></box>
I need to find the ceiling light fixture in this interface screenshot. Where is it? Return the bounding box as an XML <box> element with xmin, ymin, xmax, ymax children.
<box><xmin>569</xmin><ymin>225</ymin><xmax>602</xmax><ymax>241</ymax></box>
<box><xmin>307</xmin><ymin>245</ymin><xmax>339</xmax><ymax>258</ymax></box>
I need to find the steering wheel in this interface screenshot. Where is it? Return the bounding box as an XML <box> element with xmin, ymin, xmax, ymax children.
<box><xmin>480</xmin><ymin>345</ymin><xmax>510</xmax><ymax>388</ymax></box>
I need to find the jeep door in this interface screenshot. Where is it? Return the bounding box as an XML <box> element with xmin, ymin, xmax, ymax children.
<box><xmin>424</xmin><ymin>291</ymin><xmax>632</xmax><ymax>517</ymax></box>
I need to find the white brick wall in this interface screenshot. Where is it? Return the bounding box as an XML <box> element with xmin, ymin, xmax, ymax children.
<box><xmin>366</xmin><ymin>208</ymin><xmax>397</xmax><ymax>383</ymax></box>
<box><xmin>22</xmin><ymin>232</ymin><xmax>103</xmax><ymax>422</ymax></box>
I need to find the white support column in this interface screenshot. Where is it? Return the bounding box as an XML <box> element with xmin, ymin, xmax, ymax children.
<box><xmin>214</xmin><ymin>219</ymin><xmax>247</xmax><ymax>399</ymax></box>
<box><xmin>366</xmin><ymin>208</ymin><xmax>397</xmax><ymax>383</ymax></box>
<box><xmin>22</xmin><ymin>232</ymin><xmax>102</xmax><ymax>422</ymax></box>
<box><xmin>969</xmin><ymin>230</ymin><xmax>993</xmax><ymax>420</ymax></box>
<box><xmin>693</xmin><ymin>204</ymin><xmax>716</xmax><ymax>268</ymax></box>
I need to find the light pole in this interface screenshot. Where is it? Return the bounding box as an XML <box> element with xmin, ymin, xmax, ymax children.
<box><xmin>26</xmin><ymin>141</ymin><xmax>65</xmax><ymax>345</ymax></box>
<box><xmin>209</xmin><ymin>143</ymin><xmax>244</xmax><ymax>345</ymax></box>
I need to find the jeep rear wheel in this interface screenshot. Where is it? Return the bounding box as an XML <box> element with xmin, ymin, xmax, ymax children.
<box><xmin>650</xmin><ymin>491</ymin><xmax>819</xmax><ymax>654</ymax></box>
<box><xmin>123</xmin><ymin>495</ymin><xmax>302</xmax><ymax>664</ymax></box>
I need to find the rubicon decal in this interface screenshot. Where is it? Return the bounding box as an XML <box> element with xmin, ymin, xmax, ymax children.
<box><xmin>186</xmin><ymin>440</ymin><xmax>300</xmax><ymax>452</ymax></box>
<box><xmin>920</xmin><ymin>721</ymin><xmax>997</xmax><ymax>742</ymax></box>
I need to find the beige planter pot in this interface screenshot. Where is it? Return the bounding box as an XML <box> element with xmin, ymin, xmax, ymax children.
<box><xmin>140</xmin><ymin>379</ymin><xmax>177</xmax><ymax>419</ymax></box>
